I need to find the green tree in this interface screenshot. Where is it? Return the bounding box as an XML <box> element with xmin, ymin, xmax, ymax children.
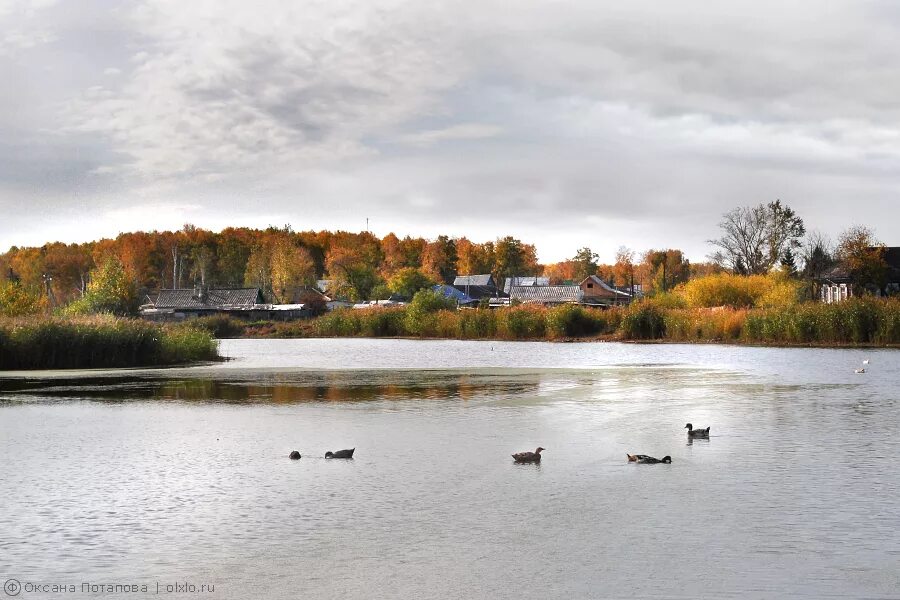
<box><xmin>571</xmin><ymin>247</ymin><xmax>598</xmax><ymax>281</ymax></box>
<box><xmin>493</xmin><ymin>236</ymin><xmax>539</xmax><ymax>283</ymax></box>
<box><xmin>404</xmin><ymin>289</ymin><xmax>456</xmax><ymax>335</ymax></box>
<box><xmin>84</xmin><ymin>257</ymin><xmax>139</xmax><ymax>315</ymax></box>
<box><xmin>388</xmin><ymin>268</ymin><xmax>433</xmax><ymax>300</ymax></box>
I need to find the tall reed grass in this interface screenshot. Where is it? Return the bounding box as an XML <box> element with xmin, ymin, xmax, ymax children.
<box><xmin>0</xmin><ymin>316</ymin><xmax>220</xmax><ymax>370</ymax></box>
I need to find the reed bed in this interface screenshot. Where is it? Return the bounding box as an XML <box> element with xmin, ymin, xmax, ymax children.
<box><xmin>0</xmin><ymin>315</ymin><xmax>220</xmax><ymax>370</ymax></box>
<box><xmin>304</xmin><ymin>296</ymin><xmax>900</xmax><ymax>346</ymax></box>
<box><xmin>168</xmin><ymin>292</ymin><xmax>900</xmax><ymax>348</ymax></box>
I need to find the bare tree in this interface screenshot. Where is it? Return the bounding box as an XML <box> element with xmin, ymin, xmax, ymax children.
<box><xmin>708</xmin><ymin>200</ymin><xmax>805</xmax><ymax>275</ymax></box>
<box><xmin>800</xmin><ymin>230</ymin><xmax>834</xmax><ymax>280</ymax></box>
<box><xmin>708</xmin><ymin>204</ymin><xmax>767</xmax><ymax>274</ymax></box>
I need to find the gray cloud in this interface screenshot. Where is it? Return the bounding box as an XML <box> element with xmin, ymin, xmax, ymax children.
<box><xmin>1</xmin><ymin>0</ymin><xmax>899</xmax><ymax>262</ymax></box>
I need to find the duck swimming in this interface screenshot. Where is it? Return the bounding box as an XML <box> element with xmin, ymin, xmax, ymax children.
<box><xmin>685</xmin><ymin>423</ymin><xmax>710</xmax><ymax>438</ymax></box>
<box><xmin>325</xmin><ymin>448</ymin><xmax>355</xmax><ymax>459</ymax></box>
<box><xmin>289</xmin><ymin>451</ymin><xmax>301</xmax><ymax>460</ymax></box>
<box><xmin>631</xmin><ymin>455</ymin><xmax>671</xmax><ymax>464</ymax></box>
<box><xmin>512</xmin><ymin>447</ymin><xmax>545</xmax><ymax>463</ymax></box>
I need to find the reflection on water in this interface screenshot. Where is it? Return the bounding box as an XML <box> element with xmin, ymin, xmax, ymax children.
<box><xmin>0</xmin><ymin>371</ymin><xmax>542</xmax><ymax>403</ymax></box>
<box><xmin>2</xmin><ymin>339</ymin><xmax>900</xmax><ymax>600</ymax></box>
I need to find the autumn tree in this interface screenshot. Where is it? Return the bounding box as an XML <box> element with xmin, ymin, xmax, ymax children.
<box><xmin>270</xmin><ymin>239</ymin><xmax>315</xmax><ymax>303</ymax></box>
<box><xmin>43</xmin><ymin>242</ymin><xmax>93</xmax><ymax>303</ymax></box>
<box><xmin>543</xmin><ymin>260</ymin><xmax>578</xmax><ymax>284</ymax></box>
<box><xmin>0</xmin><ymin>280</ymin><xmax>43</xmax><ymax>316</ymax></box>
<box><xmin>421</xmin><ymin>235</ymin><xmax>458</xmax><ymax>283</ymax></box>
<box><xmin>643</xmin><ymin>249</ymin><xmax>690</xmax><ymax>293</ymax></box>
<box><xmin>836</xmin><ymin>225</ymin><xmax>887</xmax><ymax>293</ymax></box>
<box><xmin>456</xmin><ymin>238</ymin><xmax>493</xmax><ymax>276</ymax></box>
<box><xmin>325</xmin><ymin>232</ymin><xmax>384</xmax><ymax>301</ymax></box>
<box><xmin>612</xmin><ymin>246</ymin><xmax>636</xmax><ymax>289</ymax></box>
<box><xmin>381</xmin><ymin>233</ymin><xmax>405</xmax><ymax>277</ymax></box>
<box><xmin>380</xmin><ymin>233</ymin><xmax>425</xmax><ymax>277</ymax></box>
<box><xmin>244</xmin><ymin>243</ymin><xmax>273</xmax><ymax>297</ymax></box>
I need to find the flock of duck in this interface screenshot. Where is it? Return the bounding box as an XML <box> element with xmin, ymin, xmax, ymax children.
<box><xmin>288</xmin><ymin>424</ymin><xmax>711</xmax><ymax>464</ymax></box>
<box><xmin>288</xmin><ymin>448</ymin><xmax>355</xmax><ymax>460</ymax></box>
<box><xmin>512</xmin><ymin>422</ymin><xmax>710</xmax><ymax>464</ymax></box>
<box><xmin>291</xmin><ymin>359</ymin><xmax>871</xmax><ymax>464</ymax></box>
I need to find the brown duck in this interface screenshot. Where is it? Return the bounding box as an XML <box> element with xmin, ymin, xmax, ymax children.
<box><xmin>628</xmin><ymin>454</ymin><xmax>671</xmax><ymax>464</ymax></box>
<box><xmin>325</xmin><ymin>448</ymin><xmax>355</xmax><ymax>459</ymax></box>
<box><xmin>685</xmin><ymin>423</ymin><xmax>710</xmax><ymax>438</ymax></box>
<box><xmin>512</xmin><ymin>447</ymin><xmax>545</xmax><ymax>463</ymax></box>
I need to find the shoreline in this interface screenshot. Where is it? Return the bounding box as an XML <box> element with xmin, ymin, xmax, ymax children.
<box><xmin>234</xmin><ymin>330</ymin><xmax>900</xmax><ymax>349</ymax></box>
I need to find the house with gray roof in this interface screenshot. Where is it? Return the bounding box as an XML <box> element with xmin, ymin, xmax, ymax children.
<box><xmin>502</xmin><ymin>276</ymin><xmax>550</xmax><ymax>294</ymax></box>
<box><xmin>509</xmin><ymin>285</ymin><xmax>583</xmax><ymax>305</ymax></box>
<box><xmin>140</xmin><ymin>287</ymin><xmax>311</xmax><ymax>321</ymax></box>
<box><xmin>452</xmin><ymin>274</ymin><xmax>498</xmax><ymax>299</ymax></box>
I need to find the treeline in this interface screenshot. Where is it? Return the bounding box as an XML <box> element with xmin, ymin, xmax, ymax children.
<box><xmin>0</xmin><ymin>199</ymin><xmax>892</xmax><ymax>320</ymax></box>
<box><xmin>0</xmin><ymin>226</ymin><xmax>545</xmax><ymax>310</ymax></box>
<box><xmin>0</xmin><ymin>224</ymin><xmax>715</xmax><ymax>316</ymax></box>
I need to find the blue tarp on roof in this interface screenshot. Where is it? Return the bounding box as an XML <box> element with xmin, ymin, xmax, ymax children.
<box><xmin>433</xmin><ymin>284</ymin><xmax>477</xmax><ymax>304</ymax></box>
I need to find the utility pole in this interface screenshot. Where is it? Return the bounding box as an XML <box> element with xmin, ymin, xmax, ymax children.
<box><xmin>42</xmin><ymin>273</ymin><xmax>56</xmax><ymax>309</ymax></box>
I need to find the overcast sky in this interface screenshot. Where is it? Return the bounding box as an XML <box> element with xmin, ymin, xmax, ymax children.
<box><xmin>1</xmin><ymin>0</ymin><xmax>899</xmax><ymax>263</ymax></box>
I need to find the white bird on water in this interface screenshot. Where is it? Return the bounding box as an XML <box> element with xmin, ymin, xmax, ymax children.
<box><xmin>863</xmin><ymin>359</ymin><xmax>870</xmax><ymax>365</ymax></box>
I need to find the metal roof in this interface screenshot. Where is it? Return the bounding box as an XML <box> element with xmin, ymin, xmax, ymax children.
<box><xmin>151</xmin><ymin>288</ymin><xmax>264</xmax><ymax>309</ymax></box>
<box><xmin>509</xmin><ymin>285</ymin><xmax>583</xmax><ymax>304</ymax></box>
<box><xmin>502</xmin><ymin>276</ymin><xmax>550</xmax><ymax>294</ymax></box>
<box><xmin>454</xmin><ymin>274</ymin><xmax>494</xmax><ymax>287</ymax></box>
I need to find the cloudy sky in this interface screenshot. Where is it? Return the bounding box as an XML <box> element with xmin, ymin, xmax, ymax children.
<box><xmin>1</xmin><ymin>0</ymin><xmax>899</xmax><ymax>262</ymax></box>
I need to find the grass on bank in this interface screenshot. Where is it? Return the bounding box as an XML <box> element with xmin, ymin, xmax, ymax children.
<box><xmin>0</xmin><ymin>315</ymin><xmax>220</xmax><ymax>370</ymax></box>
<box><xmin>228</xmin><ymin>295</ymin><xmax>900</xmax><ymax>347</ymax></box>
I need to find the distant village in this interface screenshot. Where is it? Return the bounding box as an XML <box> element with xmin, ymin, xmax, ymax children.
<box><xmin>3</xmin><ymin>200</ymin><xmax>900</xmax><ymax>321</ymax></box>
<box><xmin>138</xmin><ymin>273</ymin><xmax>644</xmax><ymax>322</ymax></box>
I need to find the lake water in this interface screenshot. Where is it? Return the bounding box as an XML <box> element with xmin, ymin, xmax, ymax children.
<box><xmin>1</xmin><ymin>339</ymin><xmax>899</xmax><ymax>599</ymax></box>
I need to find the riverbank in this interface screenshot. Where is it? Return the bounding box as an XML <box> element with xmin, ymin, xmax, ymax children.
<box><xmin>0</xmin><ymin>316</ymin><xmax>220</xmax><ymax>370</ymax></box>
<box><xmin>192</xmin><ymin>296</ymin><xmax>900</xmax><ymax>348</ymax></box>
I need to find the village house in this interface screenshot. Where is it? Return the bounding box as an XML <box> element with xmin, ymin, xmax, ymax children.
<box><xmin>818</xmin><ymin>247</ymin><xmax>900</xmax><ymax>303</ymax></box>
<box><xmin>140</xmin><ymin>287</ymin><xmax>312</xmax><ymax>321</ymax></box>
<box><xmin>433</xmin><ymin>284</ymin><xmax>479</xmax><ymax>306</ymax></box>
<box><xmin>452</xmin><ymin>274</ymin><xmax>498</xmax><ymax>299</ymax></box>
<box><xmin>579</xmin><ymin>275</ymin><xmax>633</xmax><ymax>306</ymax></box>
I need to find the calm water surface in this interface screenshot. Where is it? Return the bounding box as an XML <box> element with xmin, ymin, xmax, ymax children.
<box><xmin>1</xmin><ymin>339</ymin><xmax>899</xmax><ymax>599</ymax></box>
